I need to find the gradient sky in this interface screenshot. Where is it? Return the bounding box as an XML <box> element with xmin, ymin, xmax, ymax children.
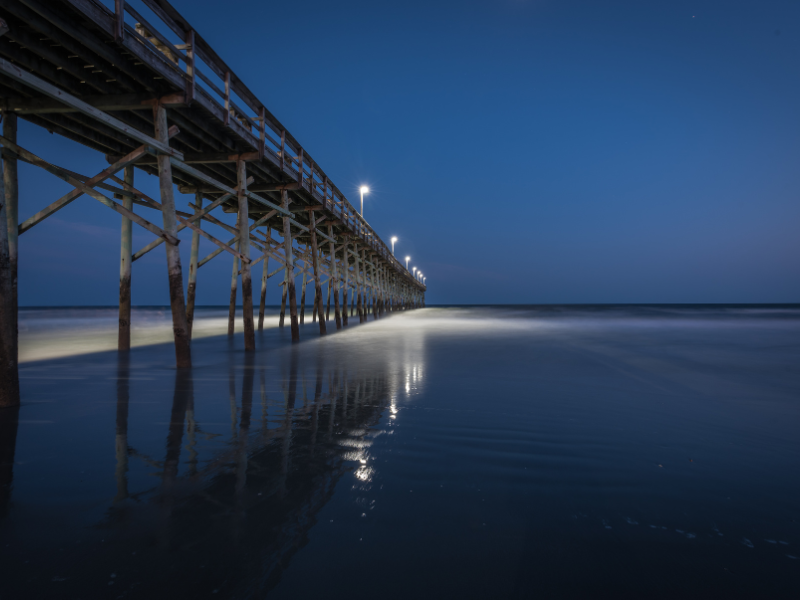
<box><xmin>14</xmin><ymin>0</ymin><xmax>800</xmax><ymax>305</ymax></box>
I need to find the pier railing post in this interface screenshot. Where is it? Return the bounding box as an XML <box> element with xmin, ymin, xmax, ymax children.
<box><xmin>237</xmin><ymin>159</ymin><xmax>255</xmax><ymax>351</ymax></box>
<box><xmin>0</xmin><ymin>148</ymin><xmax>19</xmax><ymax>408</ymax></box>
<box><xmin>118</xmin><ymin>166</ymin><xmax>134</xmax><ymax>350</ymax></box>
<box><xmin>153</xmin><ymin>104</ymin><xmax>191</xmax><ymax>368</ymax></box>
<box><xmin>186</xmin><ymin>191</ymin><xmax>202</xmax><ymax>338</ymax></box>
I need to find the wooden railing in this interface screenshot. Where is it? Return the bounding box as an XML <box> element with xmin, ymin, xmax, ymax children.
<box><xmin>100</xmin><ymin>0</ymin><xmax>420</xmax><ymax>286</ymax></box>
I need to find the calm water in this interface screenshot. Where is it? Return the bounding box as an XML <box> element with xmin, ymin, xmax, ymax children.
<box><xmin>1</xmin><ymin>306</ymin><xmax>799</xmax><ymax>598</ymax></box>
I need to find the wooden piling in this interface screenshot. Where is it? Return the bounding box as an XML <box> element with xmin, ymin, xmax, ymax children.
<box><xmin>359</xmin><ymin>247</ymin><xmax>367</xmax><ymax>323</ymax></box>
<box><xmin>153</xmin><ymin>105</ymin><xmax>191</xmax><ymax>368</ymax></box>
<box><xmin>185</xmin><ymin>191</ymin><xmax>202</xmax><ymax>338</ymax></box>
<box><xmin>118</xmin><ymin>165</ymin><xmax>134</xmax><ymax>351</ymax></box>
<box><xmin>325</xmin><ymin>241</ymin><xmax>332</xmax><ymax>321</ymax></box>
<box><xmin>258</xmin><ymin>228</ymin><xmax>270</xmax><ymax>331</ymax></box>
<box><xmin>0</xmin><ymin>149</ymin><xmax>19</xmax><ymax>408</ymax></box>
<box><xmin>329</xmin><ymin>225</ymin><xmax>341</xmax><ymax>329</ymax></box>
<box><xmin>281</xmin><ymin>190</ymin><xmax>299</xmax><ymax>342</ymax></box>
<box><xmin>237</xmin><ymin>160</ymin><xmax>255</xmax><ymax>351</ymax></box>
<box><xmin>341</xmin><ymin>236</ymin><xmax>349</xmax><ymax>327</ymax></box>
<box><xmin>299</xmin><ymin>247</ymin><xmax>308</xmax><ymax>325</ymax></box>
<box><xmin>227</xmin><ymin>248</ymin><xmax>239</xmax><ymax>336</ymax></box>
<box><xmin>279</xmin><ymin>276</ymin><xmax>287</xmax><ymax>327</ymax></box>
<box><xmin>308</xmin><ymin>209</ymin><xmax>327</xmax><ymax>336</ymax></box>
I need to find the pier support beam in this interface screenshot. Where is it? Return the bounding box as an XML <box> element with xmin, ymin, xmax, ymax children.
<box><xmin>118</xmin><ymin>166</ymin><xmax>134</xmax><ymax>350</ymax></box>
<box><xmin>308</xmin><ymin>209</ymin><xmax>326</xmax><ymax>336</ymax></box>
<box><xmin>299</xmin><ymin>248</ymin><xmax>307</xmax><ymax>325</ymax></box>
<box><xmin>328</xmin><ymin>225</ymin><xmax>341</xmax><ymax>330</ymax></box>
<box><xmin>153</xmin><ymin>105</ymin><xmax>191</xmax><ymax>368</ymax></box>
<box><xmin>281</xmin><ymin>190</ymin><xmax>299</xmax><ymax>342</ymax></box>
<box><xmin>258</xmin><ymin>228</ymin><xmax>270</xmax><ymax>331</ymax></box>
<box><xmin>227</xmin><ymin>249</ymin><xmax>239</xmax><ymax>336</ymax></box>
<box><xmin>237</xmin><ymin>160</ymin><xmax>255</xmax><ymax>351</ymax></box>
<box><xmin>0</xmin><ymin>146</ymin><xmax>19</xmax><ymax>408</ymax></box>
<box><xmin>185</xmin><ymin>191</ymin><xmax>202</xmax><ymax>338</ymax></box>
<box><xmin>341</xmin><ymin>237</ymin><xmax>349</xmax><ymax>327</ymax></box>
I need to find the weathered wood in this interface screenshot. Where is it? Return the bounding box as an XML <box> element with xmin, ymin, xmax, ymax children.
<box><xmin>0</xmin><ymin>136</ymin><xmax>178</xmax><ymax>244</ymax></box>
<box><xmin>258</xmin><ymin>228</ymin><xmax>270</xmax><ymax>331</ymax></box>
<box><xmin>309</xmin><ymin>211</ymin><xmax>327</xmax><ymax>336</ymax></box>
<box><xmin>237</xmin><ymin>160</ymin><xmax>255</xmax><ymax>351</ymax></box>
<box><xmin>227</xmin><ymin>249</ymin><xmax>239</xmax><ymax>337</ymax></box>
<box><xmin>329</xmin><ymin>224</ymin><xmax>341</xmax><ymax>330</ymax></box>
<box><xmin>0</xmin><ymin>58</ymin><xmax>181</xmax><ymax>159</ymax></box>
<box><xmin>282</xmin><ymin>189</ymin><xmax>300</xmax><ymax>342</ymax></box>
<box><xmin>299</xmin><ymin>248</ymin><xmax>308</xmax><ymax>325</ymax></box>
<box><xmin>341</xmin><ymin>237</ymin><xmax>349</xmax><ymax>327</ymax></box>
<box><xmin>118</xmin><ymin>166</ymin><xmax>134</xmax><ymax>351</ymax></box>
<box><xmin>185</xmin><ymin>192</ymin><xmax>202</xmax><ymax>338</ymax></box>
<box><xmin>0</xmin><ymin>147</ymin><xmax>19</xmax><ymax>408</ymax></box>
<box><xmin>17</xmin><ymin>144</ymin><xmax>150</xmax><ymax>235</ymax></box>
<box><xmin>153</xmin><ymin>104</ymin><xmax>191</xmax><ymax>368</ymax></box>
<box><xmin>0</xmin><ymin>93</ymin><xmax>186</xmax><ymax>115</ymax></box>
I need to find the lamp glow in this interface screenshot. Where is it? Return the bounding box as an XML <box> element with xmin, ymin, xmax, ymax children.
<box><xmin>391</xmin><ymin>236</ymin><xmax>398</xmax><ymax>255</ymax></box>
<box><xmin>405</xmin><ymin>256</ymin><xmax>410</xmax><ymax>270</ymax></box>
<box><xmin>359</xmin><ymin>186</ymin><xmax>369</xmax><ymax>216</ymax></box>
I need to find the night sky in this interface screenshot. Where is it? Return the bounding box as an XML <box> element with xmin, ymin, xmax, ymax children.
<box><xmin>14</xmin><ymin>0</ymin><xmax>800</xmax><ymax>306</ymax></box>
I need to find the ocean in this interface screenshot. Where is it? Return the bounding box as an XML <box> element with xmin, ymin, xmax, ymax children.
<box><xmin>1</xmin><ymin>305</ymin><xmax>799</xmax><ymax>598</ymax></box>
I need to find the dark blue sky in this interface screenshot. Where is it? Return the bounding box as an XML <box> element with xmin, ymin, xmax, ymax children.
<box><xmin>15</xmin><ymin>0</ymin><xmax>800</xmax><ymax>305</ymax></box>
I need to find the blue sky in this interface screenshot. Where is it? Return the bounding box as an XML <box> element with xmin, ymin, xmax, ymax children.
<box><xmin>14</xmin><ymin>0</ymin><xmax>800</xmax><ymax>305</ymax></box>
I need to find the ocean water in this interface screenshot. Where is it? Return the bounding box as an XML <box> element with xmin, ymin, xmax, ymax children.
<box><xmin>1</xmin><ymin>305</ymin><xmax>799</xmax><ymax>598</ymax></box>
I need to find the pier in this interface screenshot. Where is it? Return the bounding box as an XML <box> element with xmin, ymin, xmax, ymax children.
<box><xmin>0</xmin><ymin>0</ymin><xmax>426</xmax><ymax>407</ymax></box>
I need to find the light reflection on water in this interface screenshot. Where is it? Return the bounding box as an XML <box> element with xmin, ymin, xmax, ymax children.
<box><xmin>1</xmin><ymin>305</ymin><xmax>800</xmax><ymax>598</ymax></box>
<box><xmin>18</xmin><ymin>307</ymin><xmax>283</xmax><ymax>363</ymax></box>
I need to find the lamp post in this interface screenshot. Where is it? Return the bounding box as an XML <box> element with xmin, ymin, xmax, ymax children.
<box><xmin>391</xmin><ymin>237</ymin><xmax>397</xmax><ymax>255</ymax></box>
<box><xmin>359</xmin><ymin>186</ymin><xmax>369</xmax><ymax>217</ymax></box>
<box><xmin>405</xmin><ymin>256</ymin><xmax>410</xmax><ymax>270</ymax></box>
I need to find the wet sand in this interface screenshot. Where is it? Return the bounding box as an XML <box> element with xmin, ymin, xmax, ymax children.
<box><xmin>1</xmin><ymin>306</ymin><xmax>799</xmax><ymax>598</ymax></box>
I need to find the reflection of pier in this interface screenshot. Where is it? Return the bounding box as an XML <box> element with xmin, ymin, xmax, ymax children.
<box><xmin>19</xmin><ymin>352</ymin><xmax>398</xmax><ymax>598</ymax></box>
<box><xmin>0</xmin><ymin>0</ymin><xmax>427</xmax><ymax>407</ymax></box>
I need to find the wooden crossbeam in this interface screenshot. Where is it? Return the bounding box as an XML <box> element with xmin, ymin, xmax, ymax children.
<box><xmin>197</xmin><ymin>212</ymin><xmax>278</xmax><ymax>268</ymax></box>
<box><xmin>130</xmin><ymin>175</ymin><xmax>254</xmax><ymax>259</ymax></box>
<box><xmin>0</xmin><ymin>93</ymin><xmax>187</xmax><ymax>115</ymax></box>
<box><xmin>119</xmin><ymin>180</ymin><xmax>249</xmax><ymax>264</ymax></box>
<box><xmin>0</xmin><ymin>136</ymin><xmax>177</xmax><ymax>245</ymax></box>
<box><xmin>14</xmin><ymin>145</ymin><xmax>148</xmax><ymax>234</ymax></box>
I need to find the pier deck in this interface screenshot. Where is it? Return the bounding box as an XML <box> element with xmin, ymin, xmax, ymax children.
<box><xmin>0</xmin><ymin>0</ymin><xmax>426</xmax><ymax>406</ymax></box>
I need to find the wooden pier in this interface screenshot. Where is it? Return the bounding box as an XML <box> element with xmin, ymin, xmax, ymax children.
<box><xmin>0</xmin><ymin>0</ymin><xmax>426</xmax><ymax>407</ymax></box>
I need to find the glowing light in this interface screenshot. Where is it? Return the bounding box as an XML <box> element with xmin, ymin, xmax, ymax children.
<box><xmin>359</xmin><ymin>186</ymin><xmax>369</xmax><ymax>216</ymax></box>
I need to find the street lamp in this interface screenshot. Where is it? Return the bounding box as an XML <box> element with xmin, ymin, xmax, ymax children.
<box><xmin>391</xmin><ymin>236</ymin><xmax>398</xmax><ymax>255</ymax></box>
<box><xmin>412</xmin><ymin>267</ymin><xmax>417</xmax><ymax>279</ymax></box>
<box><xmin>359</xmin><ymin>186</ymin><xmax>369</xmax><ymax>217</ymax></box>
<box><xmin>405</xmin><ymin>256</ymin><xmax>410</xmax><ymax>270</ymax></box>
